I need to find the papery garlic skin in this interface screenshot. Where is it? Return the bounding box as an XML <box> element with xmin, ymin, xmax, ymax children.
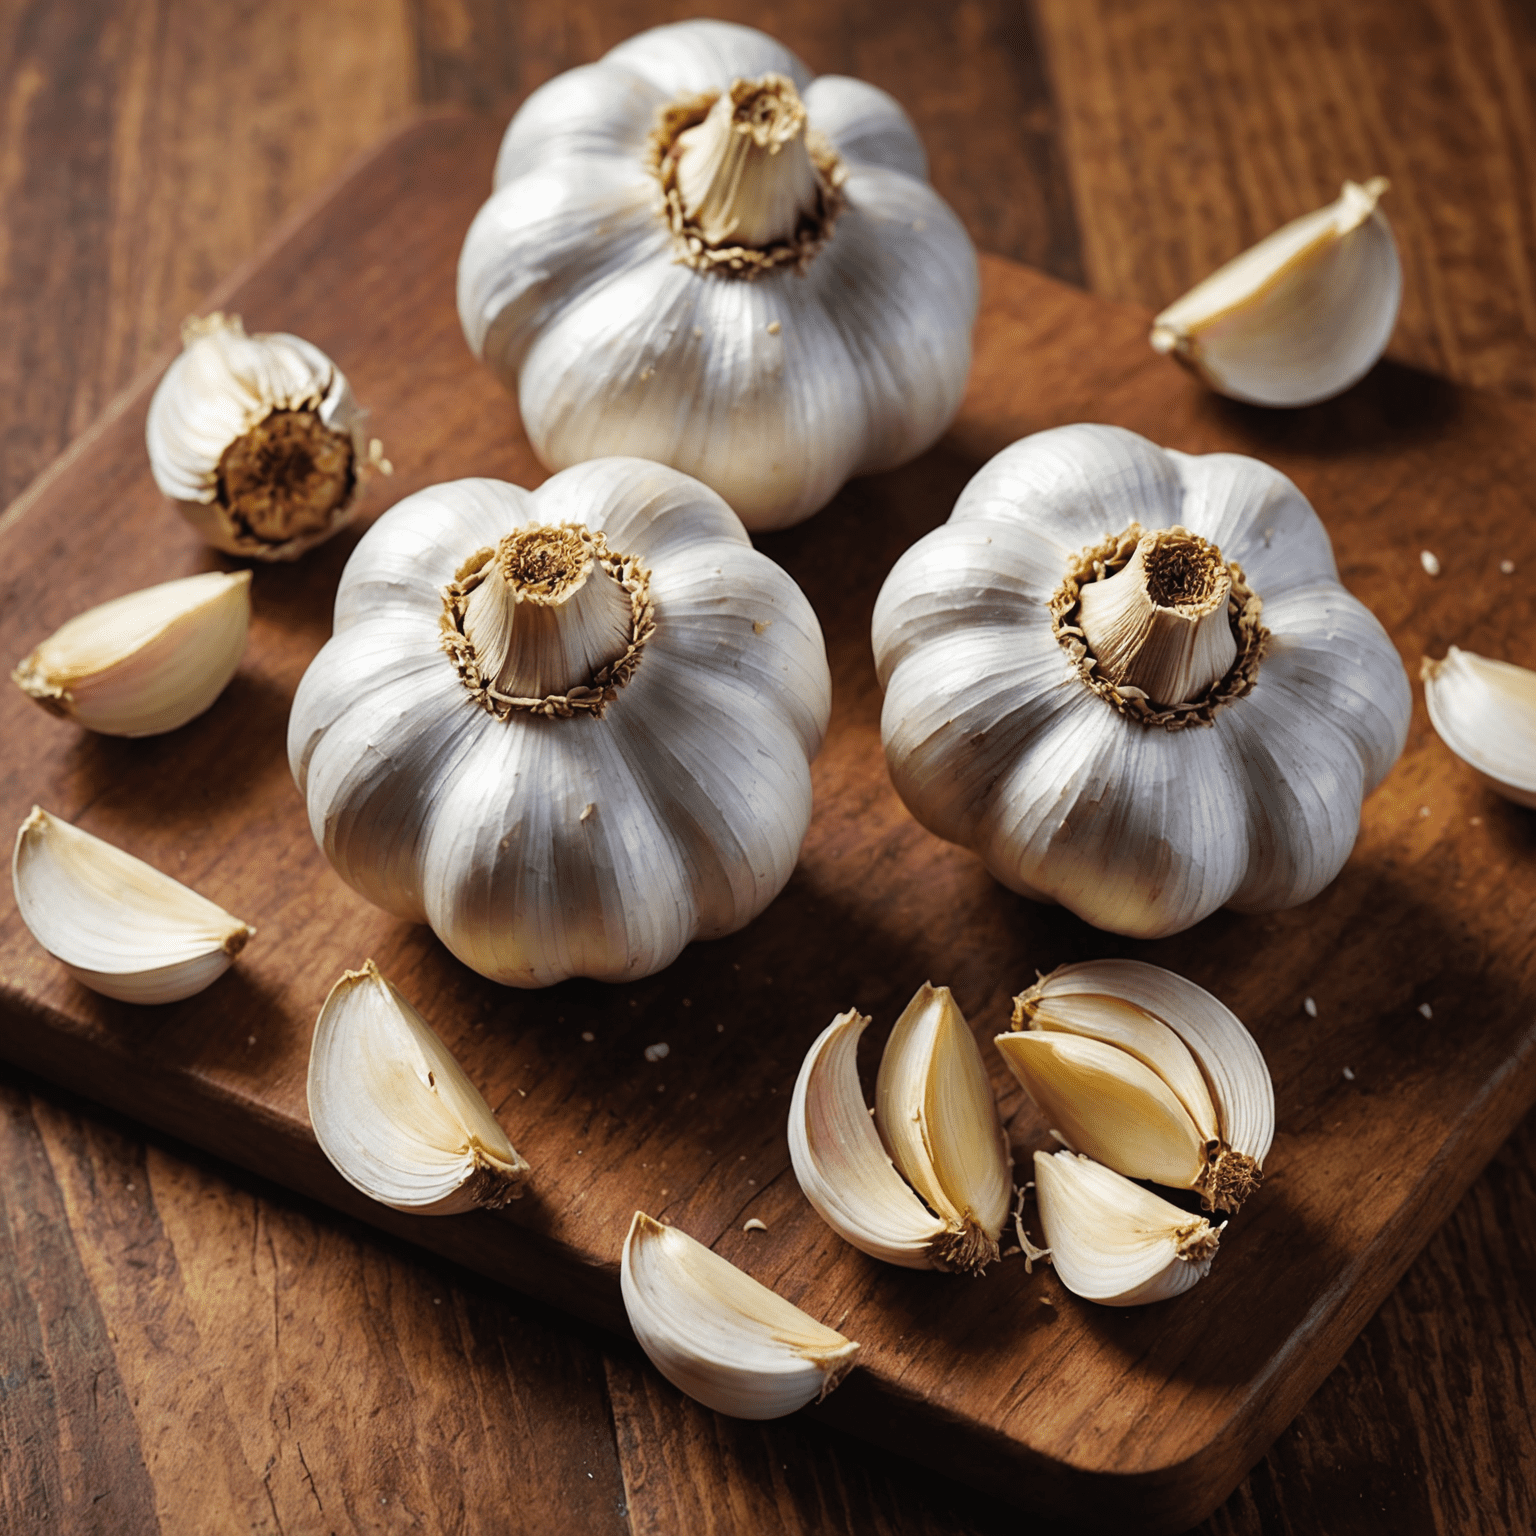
<box><xmin>872</xmin><ymin>423</ymin><xmax>1410</xmax><ymax>939</ymax></box>
<box><xmin>458</xmin><ymin>19</ymin><xmax>978</xmax><ymax>532</ymax></box>
<box><xmin>289</xmin><ymin>457</ymin><xmax>830</xmax><ymax>987</ymax></box>
<box><xmin>1422</xmin><ymin>647</ymin><xmax>1536</xmax><ymax>807</ymax></box>
<box><xmin>11</xmin><ymin>807</ymin><xmax>253</xmax><ymax>1004</ymax></box>
<box><xmin>146</xmin><ymin>313</ymin><xmax>376</xmax><ymax>561</ymax></box>
<box><xmin>12</xmin><ymin>570</ymin><xmax>251</xmax><ymax>736</ymax></box>
<box><xmin>1151</xmin><ymin>178</ymin><xmax>1401</xmax><ymax>408</ymax></box>
<box><xmin>621</xmin><ymin>1212</ymin><xmax>859</xmax><ymax>1418</ymax></box>
<box><xmin>307</xmin><ymin>961</ymin><xmax>528</xmax><ymax>1214</ymax></box>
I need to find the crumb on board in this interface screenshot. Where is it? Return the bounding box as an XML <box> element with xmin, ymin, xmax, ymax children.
<box><xmin>644</xmin><ymin>1042</ymin><xmax>670</xmax><ymax>1062</ymax></box>
<box><xmin>1304</xmin><ymin>996</ymin><xmax>1318</xmax><ymax>1018</ymax></box>
<box><xmin>743</xmin><ymin>1217</ymin><xmax>768</xmax><ymax>1232</ymax></box>
<box><xmin>1419</xmin><ymin>1002</ymin><xmax>1434</xmax><ymax>1019</ymax></box>
<box><xmin>1342</xmin><ymin>1066</ymin><xmax>1356</xmax><ymax>1081</ymax></box>
<box><xmin>1420</xmin><ymin>550</ymin><xmax>1441</xmax><ymax>576</ymax></box>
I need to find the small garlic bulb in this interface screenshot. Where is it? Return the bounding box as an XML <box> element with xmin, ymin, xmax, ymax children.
<box><xmin>788</xmin><ymin>984</ymin><xmax>1012</xmax><ymax>1274</ymax></box>
<box><xmin>11</xmin><ymin>807</ymin><xmax>253</xmax><ymax>1004</ymax></box>
<box><xmin>621</xmin><ymin>1212</ymin><xmax>860</xmax><ymax>1419</ymax></box>
<box><xmin>1151</xmin><ymin>178</ymin><xmax>1401</xmax><ymax>408</ymax></box>
<box><xmin>12</xmin><ymin>570</ymin><xmax>251</xmax><ymax>736</ymax></box>
<box><xmin>1422</xmin><ymin>647</ymin><xmax>1536</xmax><ymax>807</ymax></box>
<box><xmin>146</xmin><ymin>313</ymin><xmax>382</xmax><ymax>561</ymax></box>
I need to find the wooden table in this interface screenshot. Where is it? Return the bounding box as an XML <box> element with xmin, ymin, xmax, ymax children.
<box><xmin>2</xmin><ymin>3</ymin><xmax>1532</xmax><ymax>1532</ymax></box>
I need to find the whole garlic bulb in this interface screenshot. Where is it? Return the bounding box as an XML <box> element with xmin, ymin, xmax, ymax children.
<box><xmin>458</xmin><ymin>19</ymin><xmax>978</xmax><ymax>532</ymax></box>
<box><xmin>289</xmin><ymin>457</ymin><xmax>831</xmax><ymax>987</ymax></box>
<box><xmin>146</xmin><ymin>313</ymin><xmax>383</xmax><ymax>561</ymax></box>
<box><xmin>871</xmin><ymin>424</ymin><xmax>1411</xmax><ymax>939</ymax></box>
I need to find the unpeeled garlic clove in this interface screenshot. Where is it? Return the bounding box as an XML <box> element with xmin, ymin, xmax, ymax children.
<box><xmin>1151</xmin><ymin>177</ymin><xmax>1400</xmax><ymax>408</ymax></box>
<box><xmin>307</xmin><ymin>960</ymin><xmax>528</xmax><ymax>1214</ymax></box>
<box><xmin>620</xmin><ymin>1212</ymin><xmax>859</xmax><ymax>1419</ymax></box>
<box><xmin>789</xmin><ymin>983</ymin><xmax>1012</xmax><ymax>1274</ymax></box>
<box><xmin>1421</xmin><ymin>647</ymin><xmax>1536</xmax><ymax>808</ymax></box>
<box><xmin>12</xmin><ymin>570</ymin><xmax>251</xmax><ymax>736</ymax></box>
<box><xmin>1033</xmin><ymin>1149</ymin><xmax>1221</xmax><ymax>1306</ymax></box>
<box><xmin>11</xmin><ymin>806</ymin><xmax>253</xmax><ymax>1004</ymax></box>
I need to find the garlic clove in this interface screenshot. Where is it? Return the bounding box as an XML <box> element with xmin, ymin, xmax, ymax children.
<box><xmin>788</xmin><ymin>1008</ymin><xmax>950</xmax><ymax>1269</ymax></box>
<box><xmin>11</xmin><ymin>806</ymin><xmax>253</xmax><ymax>1004</ymax></box>
<box><xmin>1033</xmin><ymin>1150</ymin><xmax>1220</xmax><ymax>1307</ymax></box>
<box><xmin>620</xmin><ymin>1211</ymin><xmax>859</xmax><ymax>1419</ymax></box>
<box><xmin>1151</xmin><ymin>177</ymin><xmax>1400</xmax><ymax>408</ymax></box>
<box><xmin>12</xmin><ymin>570</ymin><xmax>251</xmax><ymax>737</ymax></box>
<box><xmin>307</xmin><ymin>960</ymin><xmax>528</xmax><ymax>1214</ymax></box>
<box><xmin>874</xmin><ymin>982</ymin><xmax>1013</xmax><ymax>1272</ymax></box>
<box><xmin>1422</xmin><ymin>647</ymin><xmax>1536</xmax><ymax>808</ymax></box>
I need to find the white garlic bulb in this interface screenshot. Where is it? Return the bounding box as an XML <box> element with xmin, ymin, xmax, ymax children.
<box><xmin>1422</xmin><ymin>648</ymin><xmax>1536</xmax><ymax>807</ymax></box>
<box><xmin>12</xmin><ymin>807</ymin><xmax>253</xmax><ymax>1004</ymax></box>
<box><xmin>307</xmin><ymin>961</ymin><xmax>528</xmax><ymax>1213</ymax></box>
<box><xmin>872</xmin><ymin>423</ymin><xmax>1411</xmax><ymax>939</ymax></box>
<box><xmin>12</xmin><ymin>570</ymin><xmax>251</xmax><ymax>736</ymax></box>
<box><xmin>1151</xmin><ymin>178</ymin><xmax>1400</xmax><ymax>408</ymax></box>
<box><xmin>620</xmin><ymin>1211</ymin><xmax>859</xmax><ymax>1418</ymax></box>
<box><xmin>788</xmin><ymin>984</ymin><xmax>1012</xmax><ymax>1273</ymax></box>
<box><xmin>458</xmin><ymin>19</ymin><xmax>977</xmax><ymax>532</ymax></box>
<box><xmin>289</xmin><ymin>457</ymin><xmax>831</xmax><ymax>987</ymax></box>
<box><xmin>1033</xmin><ymin>1150</ymin><xmax>1221</xmax><ymax>1307</ymax></box>
<box><xmin>146</xmin><ymin>313</ymin><xmax>381</xmax><ymax>560</ymax></box>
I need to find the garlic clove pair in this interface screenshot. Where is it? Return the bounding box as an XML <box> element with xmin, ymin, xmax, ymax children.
<box><xmin>1421</xmin><ymin>647</ymin><xmax>1536</xmax><ymax>808</ymax></box>
<box><xmin>12</xmin><ymin>571</ymin><xmax>251</xmax><ymax>737</ymax></box>
<box><xmin>620</xmin><ymin>1211</ymin><xmax>859</xmax><ymax>1419</ymax></box>
<box><xmin>996</xmin><ymin>960</ymin><xmax>1273</xmax><ymax>1213</ymax></box>
<box><xmin>1033</xmin><ymin>1150</ymin><xmax>1221</xmax><ymax>1306</ymax></box>
<box><xmin>12</xmin><ymin>807</ymin><xmax>253</xmax><ymax>1004</ymax></box>
<box><xmin>1151</xmin><ymin>177</ymin><xmax>1400</xmax><ymax>408</ymax></box>
<box><xmin>789</xmin><ymin>983</ymin><xmax>1012</xmax><ymax>1273</ymax></box>
<box><xmin>307</xmin><ymin>961</ymin><xmax>528</xmax><ymax>1214</ymax></box>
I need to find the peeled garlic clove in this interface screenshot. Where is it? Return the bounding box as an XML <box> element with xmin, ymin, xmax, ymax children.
<box><xmin>11</xmin><ymin>806</ymin><xmax>253</xmax><ymax>1004</ymax></box>
<box><xmin>1151</xmin><ymin>177</ymin><xmax>1400</xmax><ymax>408</ymax></box>
<box><xmin>873</xmin><ymin>983</ymin><xmax>1013</xmax><ymax>1271</ymax></box>
<box><xmin>12</xmin><ymin>570</ymin><xmax>251</xmax><ymax>737</ymax></box>
<box><xmin>620</xmin><ymin>1212</ymin><xmax>859</xmax><ymax>1419</ymax></box>
<box><xmin>307</xmin><ymin>960</ymin><xmax>528</xmax><ymax>1214</ymax></box>
<box><xmin>1422</xmin><ymin>647</ymin><xmax>1536</xmax><ymax>808</ymax></box>
<box><xmin>1033</xmin><ymin>1150</ymin><xmax>1220</xmax><ymax>1307</ymax></box>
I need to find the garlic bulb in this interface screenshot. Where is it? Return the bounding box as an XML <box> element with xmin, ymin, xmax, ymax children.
<box><xmin>458</xmin><ymin>19</ymin><xmax>977</xmax><ymax>532</ymax></box>
<box><xmin>1151</xmin><ymin>178</ymin><xmax>1400</xmax><ymax>408</ymax></box>
<box><xmin>788</xmin><ymin>984</ymin><xmax>1012</xmax><ymax>1274</ymax></box>
<box><xmin>872</xmin><ymin>423</ymin><xmax>1411</xmax><ymax>938</ymax></box>
<box><xmin>620</xmin><ymin>1211</ymin><xmax>859</xmax><ymax>1418</ymax></box>
<box><xmin>12</xmin><ymin>806</ymin><xmax>253</xmax><ymax>1004</ymax></box>
<box><xmin>1422</xmin><ymin>647</ymin><xmax>1536</xmax><ymax>807</ymax></box>
<box><xmin>289</xmin><ymin>457</ymin><xmax>830</xmax><ymax>987</ymax></box>
<box><xmin>1033</xmin><ymin>1151</ymin><xmax>1221</xmax><ymax>1306</ymax></box>
<box><xmin>307</xmin><ymin>960</ymin><xmax>528</xmax><ymax>1213</ymax></box>
<box><xmin>146</xmin><ymin>313</ymin><xmax>382</xmax><ymax>560</ymax></box>
<box><xmin>12</xmin><ymin>570</ymin><xmax>251</xmax><ymax>736</ymax></box>
<box><xmin>996</xmin><ymin>960</ymin><xmax>1273</xmax><ymax>1212</ymax></box>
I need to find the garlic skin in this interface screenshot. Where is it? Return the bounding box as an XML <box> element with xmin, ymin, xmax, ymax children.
<box><xmin>1151</xmin><ymin>178</ymin><xmax>1401</xmax><ymax>408</ymax></box>
<box><xmin>307</xmin><ymin>961</ymin><xmax>528</xmax><ymax>1214</ymax></box>
<box><xmin>289</xmin><ymin>457</ymin><xmax>831</xmax><ymax>988</ymax></box>
<box><xmin>1033</xmin><ymin>1150</ymin><xmax>1220</xmax><ymax>1307</ymax></box>
<box><xmin>788</xmin><ymin>986</ymin><xmax>1012</xmax><ymax>1274</ymax></box>
<box><xmin>12</xmin><ymin>570</ymin><xmax>251</xmax><ymax>736</ymax></box>
<box><xmin>1422</xmin><ymin>647</ymin><xmax>1536</xmax><ymax>807</ymax></box>
<box><xmin>11</xmin><ymin>807</ymin><xmax>253</xmax><ymax>1004</ymax></box>
<box><xmin>458</xmin><ymin>19</ymin><xmax>978</xmax><ymax>532</ymax></box>
<box><xmin>621</xmin><ymin>1212</ymin><xmax>859</xmax><ymax>1418</ymax></box>
<box><xmin>146</xmin><ymin>313</ymin><xmax>378</xmax><ymax>561</ymax></box>
<box><xmin>872</xmin><ymin>423</ymin><xmax>1411</xmax><ymax>939</ymax></box>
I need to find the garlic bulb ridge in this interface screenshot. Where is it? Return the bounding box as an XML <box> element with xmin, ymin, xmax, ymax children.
<box><xmin>1422</xmin><ymin>647</ymin><xmax>1536</xmax><ymax>808</ymax></box>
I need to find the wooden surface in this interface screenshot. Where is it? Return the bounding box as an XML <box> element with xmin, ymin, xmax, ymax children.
<box><xmin>0</xmin><ymin>4</ymin><xmax>1533</xmax><ymax>1534</ymax></box>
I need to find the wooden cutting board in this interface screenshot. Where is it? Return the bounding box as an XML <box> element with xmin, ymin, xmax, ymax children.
<box><xmin>3</xmin><ymin>112</ymin><xmax>1534</xmax><ymax>1535</ymax></box>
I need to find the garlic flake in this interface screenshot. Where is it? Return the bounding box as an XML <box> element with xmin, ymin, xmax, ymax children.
<box><xmin>1422</xmin><ymin>647</ymin><xmax>1536</xmax><ymax>807</ymax></box>
<box><xmin>1151</xmin><ymin>178</ymin><xmax>1400</xmax><ymax>408</ymax></box>
<box><xmin>307</xmin><ymin>961</ymin><xmax>528</xmax><ymax>1214</ymax></box>
<box><xmin>12</xmin><ymin>807</ymin><xmax>253</xmax><ymax>1004</ymax></box>
<box><xmin>621</xmin><ymin>1211</ymin><xmax>859</xmax><ymax>1418</ymax></box>
<box><xmin>12</xmin><ymin>570</ymin><xmax>251</xmax><ymax>736</ymax></box>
